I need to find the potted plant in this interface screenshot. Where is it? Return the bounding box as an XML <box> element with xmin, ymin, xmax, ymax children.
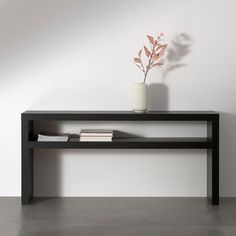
<box><xmin>133</xmin><ymin>33</ymin><xmax>167</xmax><ymax>112</ymax></box>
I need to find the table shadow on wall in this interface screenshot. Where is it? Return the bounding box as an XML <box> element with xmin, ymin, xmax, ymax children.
<box><xmin>33</xmin><ymin>121</ymin><xmax>64</xmax><ymax>200</ymax></box>
<box><xmin>218</xmin><ymin>112</ymin><xmax>236</xmax><ymax>196</ymax></box>
<box><xmin>34</xmin><ymin>150</ymin><xmax>63</xmax><ymax>199</ymax></box>
<box><xmin>33</xmin><ymin>122</ymin><xmax>146</xmax><ymax>199</ymax></box>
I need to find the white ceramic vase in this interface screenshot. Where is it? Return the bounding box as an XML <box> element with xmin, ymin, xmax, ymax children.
<box><xmin>132</xmin><ymin>82</ymin><xmax>148</xmax><ymax>113</ymax></box>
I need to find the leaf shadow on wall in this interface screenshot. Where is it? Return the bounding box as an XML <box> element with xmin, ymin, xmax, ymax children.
<box><xmin>163</xmin><ymin>33</ymin><xmax>193</xmax><ymax>80</ymax></box>
<box><xmin>148</xmin><ymin>33</ymin><xmax>193</xmax><ymax>110</ymax></box>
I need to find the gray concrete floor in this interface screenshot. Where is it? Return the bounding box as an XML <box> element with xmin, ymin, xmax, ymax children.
<box><xmin>0</xmin><ymin>198</ymin><xmax>236</xmax><ymax>236</ymax></box>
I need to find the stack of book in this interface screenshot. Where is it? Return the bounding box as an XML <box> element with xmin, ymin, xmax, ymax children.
<box><xmin>80</xmin><ymin>129</ymin><xmax>113</xmax><ymax>142</ymax></box>
<box><xmin>37</xmin><ymin>133</ymin><xmax>69</xmax><ymax>142</ymax></box>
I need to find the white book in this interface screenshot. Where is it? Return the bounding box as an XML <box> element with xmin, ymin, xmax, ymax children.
<box><xmin>80</xmin><ymin>129</ymin><xmax>113</xmax><ymax>137</ymax></box>
<box><xmin>79</xmin><ymin>136</ymin><xmax>112</xmax><ymax>142</ymax></box>
<box><xmin>37</xmin><ymin>134</ymin><xmax>69</xmax><ymax>142</ymax></box>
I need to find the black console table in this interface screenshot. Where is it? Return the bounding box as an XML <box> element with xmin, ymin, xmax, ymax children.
<box><xmin>21</xmin><ymin>111</ymin><xmax>219</xmax><ymax>205</ymax></box>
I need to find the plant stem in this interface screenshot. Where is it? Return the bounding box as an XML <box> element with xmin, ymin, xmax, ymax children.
<box><xmin>143</xmin><ymin>70</ymin><xmax>148</xmax><ymax>83</ymax></box>
<box><xmin>143</xmin><ymin>44</ymin><xmax>156</xmax><ymax>83</ymax></box>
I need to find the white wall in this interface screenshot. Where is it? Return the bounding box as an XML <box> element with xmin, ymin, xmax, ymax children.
<box><xmin>0</xmin><ymin>0</ymin><xmax>235</xmax><ymax>197</ymax></box>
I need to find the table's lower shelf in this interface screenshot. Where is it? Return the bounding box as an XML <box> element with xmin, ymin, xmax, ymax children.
<box><xmin>28</xmin><ymin>137</ymin><xmax>212</xmax><ymax>149</ymax></box>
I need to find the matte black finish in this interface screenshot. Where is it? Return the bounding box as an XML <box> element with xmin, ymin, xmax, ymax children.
<box><xmin>21</xmin><ymin>119</ymin><xmax>33</xmax><ymax>205</ymax></box>
<box><xmin>22</xmin><ymin>110</ymin><xmax>218</xmax><ymax>121</ymax></box>
<box><xmin>207</xmin><ymin>118</ymin><xmax>219</xmax><ymax>205</ymax></box>
<box><xmin>21</xmin><ymin>111</ymin><xmax>219</xmax><ymax>205</ymax></box>
<box><xmin>28</xmin><ymin>138</ymin><xmax>212</xmax><ymax>149</ymax></box>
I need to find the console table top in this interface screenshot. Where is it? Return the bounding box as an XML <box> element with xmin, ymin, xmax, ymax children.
<box><xmin>23</xmin><ymin>110</ymin><xmax>218</xmax><ymax>115</ymax></box>
<box><xmin>22</xmin><ymin>110</ymin><xmax>219</xmax><ymax>121</ymax></box>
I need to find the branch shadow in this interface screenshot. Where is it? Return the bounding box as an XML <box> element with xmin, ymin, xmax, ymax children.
<box><xmin>148</xmin><ymin>33</ymin><xmax>193</xmax><ymax>111</ymax></box>
<box><xmin>162</xmin><ymin>33</ymin><xmax>193</xmax><ymax>80</ymax></box>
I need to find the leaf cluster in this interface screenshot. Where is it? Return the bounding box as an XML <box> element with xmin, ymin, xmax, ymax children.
<box><xmin>134</xmin><ymin>33</ymin><xmax>167</xmax><ymax>82</ymax></box>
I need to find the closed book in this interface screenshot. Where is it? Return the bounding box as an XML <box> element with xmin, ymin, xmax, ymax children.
<box><xmin>37</xmin><ymin>134</ymin><xmax>69</xmax><ymax>142</ymax></box>
<box><xmin>80</xmin><ymin>129</ymin><xmax>113</xmax><ymax>137</ymax></box>
<box><xmin>79</xmin><ymin>136</ymin><xmax>112</xmax><ymax>142</ymax></box>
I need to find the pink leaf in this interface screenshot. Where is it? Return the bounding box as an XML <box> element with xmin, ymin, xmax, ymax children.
<box><xmin>157</xmin><ymin>32</ymin><xmax>164</xmax><ymax>39</ymax></box>
<box><xmin>144</xmin><ymin>46</ymin><xmax>151</xmax><ymax>57</ymax></box>
<box><xmin>156</xmin><ymin>45</ymin><xmax>164</xmax><ymax>52</ymax></box>
<box><xmin>155</xmin><ymin>44</ymin><xmax>167</xmax><ymax>54</ymax></box>
<box><xmin>159</xmin><ymin>44</ymin><xmax>167</xmax><ymax>56</ymax></box>
<box><xmin>152</xmin><ymin>54</ymin><xmax>160</xmax><ymax>61</ymax></box>
<box><xmin>147</xmin><ymin>35</ymin><xmax>155</xmax><ymax>45</ymax></box>
<box><xmin>134</xmin><ymin>63</ymin><xmax>144</xmax><ymax>72</ymax></box>
<box><xmin>151</xmin><ymin>62</ymin><xmax>163</xmax><ymax>68</ymax></box>
<box><xmin>134</xmin><ymin>57</ymin><xmax>142</xmax><ymax>63</ymax></box>
<box><xmin>138</xmin><ymin>49</ymin><xmax>142</xmax><ymax>57</ymax></box>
